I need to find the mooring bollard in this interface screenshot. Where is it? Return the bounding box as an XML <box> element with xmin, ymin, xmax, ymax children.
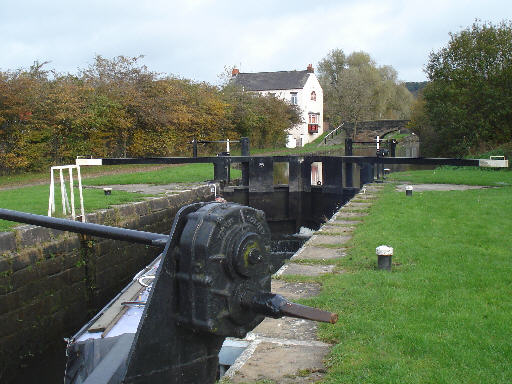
<box><xmin>103</xmin><ymin>187</ymin><xmax>112</xmax><ymax>196</ymax></box>
<box><xmin>376</xmin><ymin>245</ymin><xmax>393</xmax><ymax>270</ymax></box>
<box><xmin>405</xmin><ymin>185</ymin><xmax>413</xmax><ymax>196</ymax></box>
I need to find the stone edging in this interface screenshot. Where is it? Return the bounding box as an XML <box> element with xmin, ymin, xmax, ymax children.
<box><xmin>225</xmin><ymin>183</ymin><xmax>384</xmax><ymax>383</ymax></box>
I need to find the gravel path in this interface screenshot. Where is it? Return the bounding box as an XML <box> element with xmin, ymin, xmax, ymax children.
<box><xmin>85</xmin><ymin>182</ymin><xmax>208</xmax><ymax>195</ymax></box>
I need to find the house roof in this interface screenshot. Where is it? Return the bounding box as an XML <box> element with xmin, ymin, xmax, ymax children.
<box><xmin>232</xmin><ymin>70</ymin><xmax>311</xmax><ymax>91</ymax></box>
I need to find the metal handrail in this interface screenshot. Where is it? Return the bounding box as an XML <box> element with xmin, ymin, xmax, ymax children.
<box><xmin>323</xmin><ymin>123</ymin><xmax>345</xmax><ymax>144</ymax></box>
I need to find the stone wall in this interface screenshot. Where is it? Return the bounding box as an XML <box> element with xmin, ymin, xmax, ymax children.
<box><xmin>0</xmin><ymin>186</ymin><xmax>214</xmax><ymax>381</ymax></box>
<box><xmin>397</xmin><ymin>134</ymin><xmax>420</xmax><ymax>157</ymax></box>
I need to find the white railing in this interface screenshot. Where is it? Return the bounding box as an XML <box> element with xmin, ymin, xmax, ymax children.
<box><xmin>479</xmin><ymin>156</ymin><xmax>509</xmax><ymax>168</ymax></box>
<box><xmin>48</xmin><ymin>165</ymin><xmax>85</xmax><ymax>222</ymax></box>
<box><xmin>323</xmin><ymin>123</ymin><xmax>345</xmax><ymax>145</ymax></box>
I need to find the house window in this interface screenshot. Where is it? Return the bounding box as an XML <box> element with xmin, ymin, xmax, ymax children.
<box><xmin>290</xmin><ymin>92</ymin><xmax>298</xmax><ymax>105</ymax></box>
<box><xmin>308</xmin><ymin>113</ymin><xmax>319</xmax><ymax>133</ymax></box>
<box><xmin>311</xmin><ymin>91</ymin><xmax>316</xmax><ymax>101</ymax></box>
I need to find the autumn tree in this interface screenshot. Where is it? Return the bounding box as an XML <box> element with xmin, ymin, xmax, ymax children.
<box><xmin>0</xmin><ymin>56</ymin><xmax>303</xmax><ymax>174</ymax></box>
<box><xmin>80</xmin><ymin>55</ymin><xmax>156</xmax><ymax>157</ymax></box>
<box><xmin>0</xmin><ymin>62</ymin><xmax>55</xmax><ymax>172</ymax></box>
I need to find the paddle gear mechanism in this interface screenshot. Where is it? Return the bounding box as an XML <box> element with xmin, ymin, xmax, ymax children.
<box><xmin>0</xmin><ymin>202</ymin><xmax>337</xmax><ymax>384</ymax></box>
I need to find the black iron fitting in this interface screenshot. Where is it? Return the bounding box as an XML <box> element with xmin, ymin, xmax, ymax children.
<box><xmin>0</xmin><ymin>208</ymin><xmax>169</xmax><ymax>247</ymax></box>
<box><xmin>243</xmin><ymin>291</ymin><xmax>339</xmax><ymax>324</ymax></box>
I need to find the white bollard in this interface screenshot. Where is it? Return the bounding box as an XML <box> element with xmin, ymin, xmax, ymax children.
<box><xmin>376</xmin><ymin>245</ymin><xmax>393</xmax><ymax>270</ymax></box>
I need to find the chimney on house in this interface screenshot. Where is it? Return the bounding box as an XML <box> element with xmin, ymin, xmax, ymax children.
<box><xmin>307</xmin><ymin>64</ymin><xmax>314</xmax><ymax>73</ymax></box>
<box><xmin>232</xmin><ymin>68</ymin><xmax>240</xmax><ymax>77</ymax></box>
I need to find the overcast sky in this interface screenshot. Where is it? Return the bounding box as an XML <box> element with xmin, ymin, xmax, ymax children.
<box><xmin>1</xmin><ymin>0</ymin><xmax>510</xmax><ymax>83</ymax></box>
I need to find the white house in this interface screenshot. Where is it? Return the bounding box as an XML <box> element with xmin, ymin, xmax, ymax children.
<box><xmin>232</xmin><ymin>64</ymin><xmax>323</xmax><ymax>147</ymax></box>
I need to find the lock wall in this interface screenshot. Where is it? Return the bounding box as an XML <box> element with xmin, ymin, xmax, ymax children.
<box><xmin>0</xmin><ymin>185</ymin><xmax>215</xmax><ymax>383</ymax></box>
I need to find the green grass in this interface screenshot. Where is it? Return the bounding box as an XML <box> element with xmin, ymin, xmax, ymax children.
<box><xmin>0</xmin><ymin>163</ymin><xmax>243</xmax><ymax>231</ymax></box>
<box><xmin>389</xmin><ymin>167</ymin><xmax>512</xmax><ymax>186</ymax></box>
<box><xmin>250</xmin><ymin>143</ymin><xmax>344</xmax><ymax>156</ymax></box>
<box><xmin>305</xmin><ymin>182</ymin><xmax>512</xmax><ymax>383</ymax></box>
<box><xmin>0</xmin><ymin>163</ymin><xmax>241</xmax><ymax>231</ymax></box>
<box><xmin>0</xmin><ymin>185</ymin><xmax>150</xmax><ymax>231</ymax></box>
<box><xmin>83</xmin><ymin>163</ymin><xmax>240</xmax><ymax>185</ymax></box>
<box><xmin>0</xmin><ymin>164</ymin><xmax>166</xmax><ymax>187</ymax></box>
<box><xmin>231</xmin><ymin>131</ymin><xmax>344</xmax><ymax>156</ymax></box>
<box><xmin>385</xmin><ymin>132</ymin><xmax>411</xmax><ymax>140</ymax></box>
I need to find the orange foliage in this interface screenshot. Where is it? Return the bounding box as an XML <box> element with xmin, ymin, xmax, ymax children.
<box><xmin>0</xmin><ymin>57</ymin><xmax>300</xmax><ymax>174</ymax></box>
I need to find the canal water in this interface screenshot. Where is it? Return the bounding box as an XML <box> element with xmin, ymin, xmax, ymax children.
<box><xmin>10</xmin><ymin>341</ymin><xmax>66</xmax><ymax>383</ymax></box>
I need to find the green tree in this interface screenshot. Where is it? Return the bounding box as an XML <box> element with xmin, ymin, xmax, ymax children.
<box><xmin>418</xmin><ymin>20</ymin><xmax>512</xmax><ymax>156</ymax></box>
<box><xmin>317</xmin><ymin>49</ymin><xmax>412</xmax><ymax>136</ymax></box>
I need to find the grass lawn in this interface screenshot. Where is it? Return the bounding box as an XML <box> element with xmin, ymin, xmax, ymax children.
<box><xmin>0</xmin><ymin>163</ymin><xmax>242</xmax><ymax>231</ymax></box>
<box><xmin>0</xmin><ymin>164</ymin><xmax>168</xmax><ymax>187</ymax></box>
<box><xmin>389</xmin><ymin>166</ymin><xmax>512</xmax><ymax>186</ymax></box>
<box><xmin>0</xmin><ymin>184</ymin><xmax>151</xmax><ymax>231</ymax></box>
<box><xmin>301</xmin><ymin>178</ymin><xmax>512</xmax><ymax>383</ymax></box>
<box><xmin>228</xmin><ymin>130</ymin><xmax>344</xmax><ymax>156</ymax></box>
<box><xmin>83</xmin><ymin>163</ymin><xmax>241</xmax><ymax>185</ymax></box>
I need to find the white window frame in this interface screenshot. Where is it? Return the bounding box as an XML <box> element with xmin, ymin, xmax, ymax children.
<box><xmin>290</xmin><ymin>92</ymin><xmax>298</xmax><ymax>105</ymax></box>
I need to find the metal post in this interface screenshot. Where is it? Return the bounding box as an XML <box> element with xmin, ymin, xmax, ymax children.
<box><xmin>0</xmin><ymin>208</ymin><xmax>169</xmax><ymax>246</ymax></box>
<box><xmin>241</xmin><ymin>137</ymin><xmax>250</xmax><ymax>186</ymax></box>
<box><xmin>345</xmin><ymin>138</ymin><xmax>353</xmax><ymax>156</ymax></box>
<box><xmin>322</xmin><ymin>157</ymin><xmax>344</xmax><ymax>195</ymax></box>
<box><xmin>192</xmin><ymin>139</ymin><xmax>198</xmax><ymax>158</ymax></box>
<box><xmin>76</xmin><ymin>165</ymin><xmax>86</xmax><ymax>222</ymax></box>
<box><xmin>390</xmin><ymin>139</ymin><xmax>397</xmax><ymax>157</ymax></box>
<box><xmin>213</xmin><ymin>159</ymin><xmax>229</xmax><ymax>182</ymax></box>
<box><xmin>240</xmin><ymin>137</ymin><xmax>250</xmax><ymax>156</ymax></box>
<box><xmin>360</xmin><ymin>163</ymin><xmax>374</xmax><ymax>186</ymax></box>
<box><xmin>376</xmin><ymin>245</ymin><xmax>393</xmax><ymax>270</ymax></box>
<box><xmin>48</xmin><ymin>168</ymin><xmax>55</xmax><ymax>216</ymax></box>
<box><xmin>59</xmin><ymin>169</ymin><xmax>70</xmax><ymax>215</ymax></box>
<box><xmin>227</xmin><ymin>157</ymin><xmax>231</xmax><ymax>183</ymax></box>
<box><xmin>248</xmin><ymin>157</ymin><xmax>274</xmax><ymax>193</ymax></box>
<box><xmin>69</xmin><ymin>167</ymin><xmax>76</xmax><ymax>220</ymax></box>
<box><xmin>345</xmin><ymin>161</ymin><xmax>353</xmax><ymax>188</ymax></box>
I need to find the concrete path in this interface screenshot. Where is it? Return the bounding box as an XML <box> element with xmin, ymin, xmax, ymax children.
<box><xmin>86</xmin><ymin>182</ymin><xmax>206</xmax><ymax>195</ymax></box>
<box><xmin>395</xmin><ymin>183</ymin><xmax>493</xmax><ymax>192</ymax></box>
<box><xmin>224</xmin><ymin>183</ymin><xmax>384</xmax><ymax>383</ymax></box>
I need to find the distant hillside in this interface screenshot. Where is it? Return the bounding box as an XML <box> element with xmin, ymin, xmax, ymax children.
<box><xmin>405</xmin><ymin>81</ymin><xmax>428</xmax><ymax>97</ymax></box>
